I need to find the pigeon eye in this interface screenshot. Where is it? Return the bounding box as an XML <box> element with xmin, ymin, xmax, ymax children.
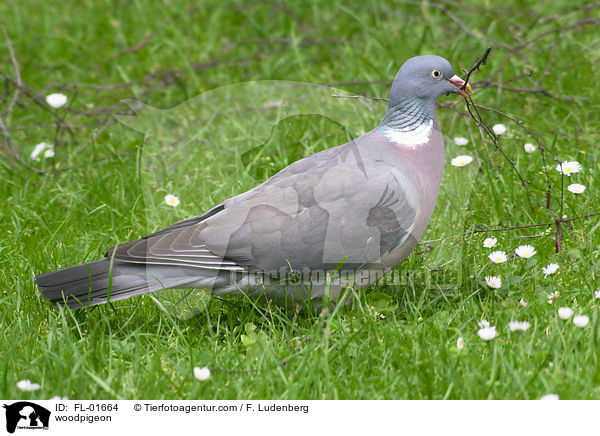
<box><xmin>431</xmin><ymin>69</ymin><xmax>442</xmax><ymax>79</ymax></box>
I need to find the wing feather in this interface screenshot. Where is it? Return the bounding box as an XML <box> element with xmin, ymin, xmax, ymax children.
<box><xmin>106</xmin><ymin>136</ymin><xmax>419</xmax><ymax>276</ymax></box>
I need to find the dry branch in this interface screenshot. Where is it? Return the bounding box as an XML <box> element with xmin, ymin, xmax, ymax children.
<box><xmin>461</xmin><ymin>45</ymin><xmax>492</xmax><ymax>90</ymax></box>
<box><xmin>1</xmin><ymin>27</ymin><xmax>21</xmax><ymax>118</ymax></box>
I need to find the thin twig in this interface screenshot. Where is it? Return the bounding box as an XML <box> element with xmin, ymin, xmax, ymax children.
<box><xmin>53</xmin><ymin>86</ymin><xmax>78</xmax><ymax>154</ymax></box>
<box><xmin>331</xmin><ymin>93</ymin><xmax>389</xmax><ymax>103</ymax></box>
<box><xmin>461</xmin><ymin>45</ymin><xmax>492</xmax><ymax>90</ymax></box>
<box><xmin>0</xmin><ymin>71</ymin><xmax>76</xmax><ymax>136</ymax></box>
<box><xmin>419</xmin><ymin>211</ymin><xmax>600</xmax><ymax>245</ymax></box>
<box><xmin>1</xmin><ymin>26</ymin><xmax>21</xmax><ymax>118</ymax></box>
<box><xmin>0</xmin><ymin>113</ymin><xmax>44</xmax><ymax>174</ymax></box>
<box><xmin>536</xmin><ymin>39</ymin><xmax>557</xmax><ymax>85</ymax></box>
<box><xmin>511</xmin><ymin>18</ymin><xmax>600</xmax><ymax>51</ymax></box>
<box><xmin>465</xmin><ymin>94</ymin><xmax>548</xmax><ymax>214</ymax></box>
<box><xmin>120</xmin><ymin>32</ymin><xmax>154</xmax><ymax>55</ymax></box>
<box><xmin>470</xmin><ymin>103</ymin><xmax>562</xmax><ymax>163</ymax></box>
<box><xmin>0</xmin><ymin>112</ymin><xmax>13</xmax><ymax>166</ymax></box>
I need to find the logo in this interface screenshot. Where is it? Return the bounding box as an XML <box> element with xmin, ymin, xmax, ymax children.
<box><xmin>3</xmin><ymin>402</ymin><xmax>50</xmax><ymax>434</ymax></box>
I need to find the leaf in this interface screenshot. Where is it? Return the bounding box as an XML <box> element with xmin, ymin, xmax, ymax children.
<box><xmin>365</xmin><ymin>292</ymin><xmax>395</xmax><ymax>312</ymax></box>
<box><xmin>504</xmin><ymin>274</ymin><xmax>523</xmax><ymax>286</ymax></box>
<box><xmin>525</xmin><ymin>257</ymin><xmax>538</xmax><ymax>269</ymax></box>
<box><xmin>240</xmin><ymin>323</ymin><xmax>269</xmax><ymax>355</ymax></box>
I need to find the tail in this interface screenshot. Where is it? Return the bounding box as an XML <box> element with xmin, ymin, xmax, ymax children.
<box><xmin>35</xmin><ymin>260</ymin><xmax>201</xmax><ymax>308</ymax></box>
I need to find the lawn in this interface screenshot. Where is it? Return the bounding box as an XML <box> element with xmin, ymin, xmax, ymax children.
<box><xmin>1</xmin><ymin>0</ymin><xmax>599</xmax><ymax>399</ymax></box>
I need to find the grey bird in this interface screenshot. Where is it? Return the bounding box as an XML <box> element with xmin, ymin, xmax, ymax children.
<box><xmin>35</xmin><ymin>55</ymin><xmax>471</xmax><ymax>309</ymax></box>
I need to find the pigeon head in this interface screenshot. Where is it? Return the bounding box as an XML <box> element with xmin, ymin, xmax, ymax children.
<box><xmin>390</xmin><ymin>55</ymin><xmax>470</xmax><ymax>103</ymax></box>
<box><xmin>381</xmin><ymin>55</ymin><xmax>470</xmax><ymax>132</ymax></box>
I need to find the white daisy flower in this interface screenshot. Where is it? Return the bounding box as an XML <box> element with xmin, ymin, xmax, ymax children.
<box><xmin>594</xmin><ymin>290</ymin><xmax>600</xmax><ymax>299</ymax></box>
<box><xmin>164</xmin><ymin>194</ymin><xmax>180</xmax><ymax>207</ymax></box>
<box><xmin>492</xmin><ymin>124</ymin><xmax>506</xmax><ymax>135</ymax></box>
<box><xmin>49</xmin><ymin>396</ymin><xmax>68</xmax><ymax>400</ymax></box>
<box><xmin>519</xmin><ymin>298</ymin><xmax>528</xmax><ymax>307</ymax></box>
<box><xmin>556</xmin><ymin>161</ymin><xmax>582</xmax><ymax>176</ymax></box>
<box><xmin>31</xmin><ymin>142</ymin><xmax>55</xmax><ymax>161</ymax></box>
<box><xmin>485</xmin><ymin>276</ymin><xmax>502</xmax><ymax>289</ymax></box>
<box><xmin>567</xmin><ymin>183</ymin><xmax>586</xmax><ymax>194</ymax></box>
<box><xmin>488</xmin><ymin>251</ymin><xmax>507</xmax><ymax>263</ymax></box>
<box><xmin>483</xmin><ymin>237</ymin><xmax>497</xmax><ymax>248</ymax></box>
<box><xmin>524</xmin><ymin>143</ymin><xmax>536</xmax><ymax>153</ymax></box>
<box><xmin>540</xmin><ymin>394</ymin><xmax>559</xmax><ymax>400</ymax></box>
<box><xmin>45</xmin><ymin>93</ymin><xmax>68</xmax><ymax>108</ymax></box>
<box><xmin>17</xmin><ymin>380</ymin><xmax>40</xmax><ymax>392</ymax></box>
<box><xmin>547</xmin><ymin>291</ymin><xmax>560</xmax><ymax>304</ymax></box>
<box><xmin>451</xmin><ymin>155</ymin><xmax>473</xmax><ymax>167</ymax></box>
<box><xmin>542</xmin><ymin>263</ymin><xmax>559</xmax><ymax>277</ymax></box>
<box><xmin>573</xmin><ymin>315</ymin><xmax>589</xmax><ymax>328</ymax></box>
<box><xmin>193</xmin><ymin>367</ymin><xmax>211</xmax><ymax>381</ymax></box>
<box><xmin>515</xmin><ymin>245</ymin><xmax>536</xmax><ymax>258</ymax></box>
<box><xmin>558</xmin><ymin>307</ymin><xmax>573</xmax><ymax>320</ymax></box>
<box><xmin>508</xmin><ymin>321</ymin><xmax>530</xmax><ymax>332</ymax></box>
<box><xmin>477</xmin><ymin>326</ymin><xmax>497</xmax><ymax>341</ymax></box>
<box><xmin>478</xmin><ymin>320</ymin><xmax>490</xmax><ymax>328</ymax></box>
<box><xmin>456</xmin><ymin>337</ymin><xmax>464</xmax><ymax>349</ymax></box>
<box><xmin>454</xmin><ymin>137</ymin><xmax>469</xmax><ymax>146</ymax></box>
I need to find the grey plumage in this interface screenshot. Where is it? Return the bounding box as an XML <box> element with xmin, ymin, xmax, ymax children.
<box><xmin>35</xmin><ymin>55</ymin><xmax>469</xmax><ymax>308</ymax></box>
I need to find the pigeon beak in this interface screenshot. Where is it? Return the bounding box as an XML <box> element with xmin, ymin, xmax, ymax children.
<box><xmin>447</xmin><ymin>75</ymin><xmax>472</xmax><ymax>98</ymax></box>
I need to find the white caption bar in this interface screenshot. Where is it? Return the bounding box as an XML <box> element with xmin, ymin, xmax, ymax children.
<box><xmin>0</xmin><ymin>400</ymin><xmax>594</xmax><ymax>435</ymax></box>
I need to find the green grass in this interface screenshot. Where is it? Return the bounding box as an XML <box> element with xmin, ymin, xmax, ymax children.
<box><xmin>1</xmin><ymin>0</ymin><xmax>599</xmax><ymax>399</ymax></box>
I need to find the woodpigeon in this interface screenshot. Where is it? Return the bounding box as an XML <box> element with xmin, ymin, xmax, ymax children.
<box><xmin>36</xmin><ymin>55</ymin><xmax>471</xmax><ymax>308</ymax></box>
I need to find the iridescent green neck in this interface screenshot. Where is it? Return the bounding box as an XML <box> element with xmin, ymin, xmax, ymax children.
<box><xmin>379</xmin><ymin>97</ymin><xmax>434</xmax><ymax>131</ymax></box>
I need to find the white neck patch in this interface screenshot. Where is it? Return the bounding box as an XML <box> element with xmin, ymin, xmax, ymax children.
<box><xmin>382</xmin><ymin>119</ymin><xmax>434</xmax><ymax>149</ymax></box>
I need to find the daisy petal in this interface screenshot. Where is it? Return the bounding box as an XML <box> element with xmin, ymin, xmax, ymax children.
<box><xmin>164</xmin><ymin>194</ymin><xmax>180</xmax><ymax>207</ymax></box>
<box><xmin>557</xmin><ymin>307</ymin><xmax>573</xmax><ymax>320</ymax></box>
<box><xmin>515</xmin><ymin>245</ymin><xmax>536</xmax><ymax>258</ymax></box>
<box><xmin>573</xmin><ymin>315</ymin><xmax>589</xmax><ymax>328</ymax></box>
<box><xmin>485</xmin><ymin>276</ymin><xmax>502</xmax><ymax>289</ymax></box>
<box><xmin>451</xmin><ymin>155</ymin><xmax>473</xmax><ymax>167</ymax></box>
<box><xmin>492</xmin><ymin>124</ymin><xmax>506</xmax><ymax>135</ymax></box>
<box><xmin>488</xmin><ymin>251</ymin><xmax>507</xmax><ymax>263</ymax></box>
<box><xmin>193</xmin><ymin>367</ymin><xmax>211</xmax><ymax>381</ymax></box>
<box><xmin>483</xmin><ymin>237</ymin><xmax>497</xmax><ymax>248</ymax></box>
<box><xmin>542</xmin><ymin>263</ymin><xmax>559</xmax><ymax>277</ymax></box>
<box><xmin>17</xmin><ymin>379</ymin><xmax>41</xmax><ymax>392</ymax></box>
<box><xmin>45</xmin><ymin>93</ymin><xmax>68</xmax><ymax>108</ymax></box>
<box><xmin>508</xmin><ymin>321</ymin><xmax>530</xmax><ymax>332</ymax></box>
<box><xmin>556</xmin><ymin>161</ymin><xmax>582</xmax><ymax>176</ymax></box>
<box><xmin>567</xmin><ymin>183</ymin><xmax>585</xmax><ymax>194</ymax></box>
<box><xmin>477</xmin><ymin>326</ymin><xmax>497</xmax><ymax>341</ymax></box>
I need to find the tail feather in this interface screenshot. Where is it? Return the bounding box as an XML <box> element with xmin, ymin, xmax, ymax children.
<box><xmin>35</xmin><ymin>259</ymin><xmax>201</xmax><ymax>308</ymax></box>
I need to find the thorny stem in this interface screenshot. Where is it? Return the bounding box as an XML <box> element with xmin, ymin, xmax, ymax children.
<box><xmin>461</xmin><ymin>45</ymin><xmax>492</xmax><ymax>91</ymax></box>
